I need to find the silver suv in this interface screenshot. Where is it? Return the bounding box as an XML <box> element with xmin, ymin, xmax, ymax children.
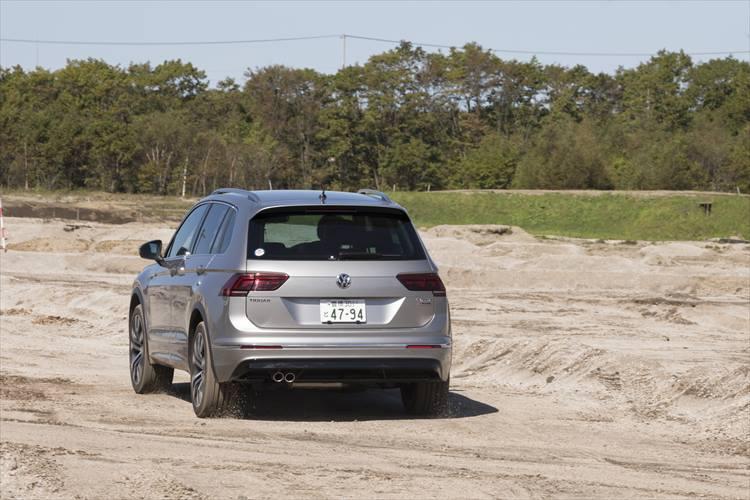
<box><xmin>129</xmin><ymin>189</ymin><xmax>451</xmax><ymax>417</ymax></box>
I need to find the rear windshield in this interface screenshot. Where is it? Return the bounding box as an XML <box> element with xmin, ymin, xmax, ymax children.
<box><xmin>247</xmin><ymin>209</ymin><xmax>426</xmax><ymax>261</ymax></box>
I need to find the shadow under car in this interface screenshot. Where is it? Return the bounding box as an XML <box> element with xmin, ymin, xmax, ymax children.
<box><xmin>166</xmin><ymin>382</ymin><xmax>497</xmax><ymax>421</ymax></box>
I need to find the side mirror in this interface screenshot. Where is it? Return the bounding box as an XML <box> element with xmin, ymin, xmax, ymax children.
<box><xmin>139</xmin><ymin>240</ymin><xmax>164</xmax><ymax>265</ymax></box>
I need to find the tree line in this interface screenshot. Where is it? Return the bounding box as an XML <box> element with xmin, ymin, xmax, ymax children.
<box><xmin>1</xmin><ymin>42</ymin><xmax>748</xmax><ymax>195</ymax></box>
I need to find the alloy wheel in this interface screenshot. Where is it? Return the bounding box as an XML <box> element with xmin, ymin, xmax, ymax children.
<box><xmin>129</xmin><ymin>312</ymin><xmax>144</xmax><ymax>386</ymax></box>
<box><xmin>191</xmin><ymin>329</ymin><xmax>206</xmax><ymax>408</ymax></box>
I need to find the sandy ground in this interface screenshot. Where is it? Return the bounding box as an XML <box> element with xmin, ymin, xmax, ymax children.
<box><xmin>0</xmin><ymin>217</ymin><xmax>748</xmax><ymax>499</ymax></box>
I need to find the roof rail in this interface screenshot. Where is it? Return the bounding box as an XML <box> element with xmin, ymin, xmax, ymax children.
<box><xmin>210</xmin><ymin>187</ymin><xmax>260</xmax><ymax>202</ymax></box>
<box><xmin>357</xmin><ymin>189</ymin><xmax>392</xmax><ymax>203</ymax></box>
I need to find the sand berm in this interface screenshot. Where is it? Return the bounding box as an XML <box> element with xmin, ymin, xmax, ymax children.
<box><xmin>0</xmin><ymin>215</ymin><xmax>748</xmax><ymax>499</ymax></box>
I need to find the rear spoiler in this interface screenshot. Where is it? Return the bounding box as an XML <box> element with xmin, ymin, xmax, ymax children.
<box><xmin>357</xmin><ymin>189</ymin><xmax>392</xmax><ymax>203</ymax></box>
<box><xmin>252</xmin><ymin>205</ymin><xmax>407</xmax><ymax>218</ymax></box>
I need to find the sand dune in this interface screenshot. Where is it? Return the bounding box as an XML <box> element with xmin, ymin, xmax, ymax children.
<box><xmin>1</xmin><ymin>216</ymin><xmax>748</xmax><ymax>498</ymax></box>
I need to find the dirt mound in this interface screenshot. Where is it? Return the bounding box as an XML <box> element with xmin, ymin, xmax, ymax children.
<box><xmin>92</xmin><ymin>239</ymin><xmax>143</xmax><ymax>254</ymax></box>
<box><xmin>0</xmin><ymin>307</ymin><xmax>32</xmax><ymax>316</ymax></box>
<box><xmin>423</xmin><ymin>225</ymin><xmax>535</xmax><ymax>245</ymax></box>
<box><xmin>31</xmin><ymin>315</ymin><xmax>79</xmax><ymax>326</ymax></box>
<box><xmin>8</xmin><ymin>237</ymin><xmax>91</xmax><ymax>253</ymax></box>
<box><xmin>7</xmin><ymin>236</ymin><xmax>145</xmax><ymax>256</ymax></box>
<box><xmin>639</xmin><ymin>243</ymin><xmax>709</xmax><ymax>266</ymax></box>
<box><xmin>0</xmin><ymin>374</ymin><xmax>72</xmax><ymax>401</ymax></box>
<box><xmin>453</xmin><ymin>336</ymin><xmax>750</xmax><ymax>454</ymax></box>
<box><xmin>0</xmin><ymin>442</ymin><xmax>65</xmax><ymax>499</ymax></box>
<box><xmin>2</xmin><ymin>199</ymin><xmax>138</xmax><ymax>224</ymax></box>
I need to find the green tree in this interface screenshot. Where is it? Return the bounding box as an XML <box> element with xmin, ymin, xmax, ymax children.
<box><xmin>514</xmin><ymin>116</ymin><xmax>610</xmax><ymax>189</ymax></box>
<box><xmin>0</xmin><ymin>48</ymin><xmax>747</xmax><ymax>194</ymax></box>
<box><xmin>617</xmin><ymin>50</ymin><xmax>693</xmax><ymax>131</ymax></box>
<box><xmin>451</xmin><ymin>132</ymin><xmax>519</xmax><ymax>188</ymax></box>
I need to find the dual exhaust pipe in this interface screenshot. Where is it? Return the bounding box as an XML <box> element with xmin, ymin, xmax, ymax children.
<box><xmin>272</xmin><ymin>371</ymin><xmax>296</xmax><ymax>383</ymax></box>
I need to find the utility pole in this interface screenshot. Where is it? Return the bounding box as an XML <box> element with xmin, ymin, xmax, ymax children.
<box><xmin>341</xmin><ymin>34</ymin><xmax>347</xmax><ymax>69</ymax></box>
<box><xmin>180</xmin><ymin>155</ymin><xmax>188</xmax><ymax>198</ymax></box>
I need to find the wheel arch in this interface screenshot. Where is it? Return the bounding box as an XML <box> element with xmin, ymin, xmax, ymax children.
<box><xmin>189</xmin><ymin>306</ymin><xmax>205</xmax><ymax>339</ymax></box>
<box><xmin>188</xmin><ymin>303</ymin><xmax>208</xmax><ymax>361</ymax></box>
<box><xmin>187</xmin><ymin>303</ymin><xmax>220</xmax><ymax>381</ymax></box>
<box><xmin>129</xmin><ymin>288</ymin><xmax>144</xmax><ymax>326</ymax></box>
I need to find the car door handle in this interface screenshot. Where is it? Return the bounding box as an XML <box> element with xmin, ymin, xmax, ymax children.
<box><xmin>197</xmin><ymin>265</ymin><xmax>206</xmax><ymax>275</ymax></box>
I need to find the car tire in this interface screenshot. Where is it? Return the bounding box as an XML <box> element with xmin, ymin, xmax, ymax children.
<box><xmin>400</xmin><ymin>379</ymin><xmax>449</xmax><ymax>417</ymax></box>
<box><xmin>190</xmin><ymin>321</ymin><xmax>239</xmax><ymax>418</ymax></box>
<box><xmin>129</xmin><ymin>304</ymin><xmax>174</xmax><ymax>394</ymax></box>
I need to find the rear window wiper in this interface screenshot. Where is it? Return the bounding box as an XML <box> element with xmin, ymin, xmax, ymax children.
<box><xmin>337</xmin><ymin>251</ymin><xmax>402</xmax><ymax>260</ymax></box>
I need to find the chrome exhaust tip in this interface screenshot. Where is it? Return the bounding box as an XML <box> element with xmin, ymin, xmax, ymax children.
<box><xmin>272</xmin><ymin>371</ymin><xmax>285</xmax><ymax>383</ymax></box>
<box><xmin>284</xmin><ymin>372</ymin><xmax>296</xmax><ymax>383</ymax></box>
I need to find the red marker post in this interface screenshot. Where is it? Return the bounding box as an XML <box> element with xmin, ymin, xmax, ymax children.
<box><xmin>0</xmin><ymin>198</ymin><xmax>7</xmax><ymax>252</ymax></box>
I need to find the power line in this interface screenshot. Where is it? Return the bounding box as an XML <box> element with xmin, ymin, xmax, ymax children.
<box><xmin>345</xmin><ymin>34</ymin><xmax>750</xmax><ymax>57</ymax></box>
<box><xmin>0</xmin><ymin>34</ymin><xmax>340</xmax><ymax>46</ymax></box>
<box><xmin>1</xmin><ymin>33</ymin><xmax>748</xmax><ymax>57</ymax></box>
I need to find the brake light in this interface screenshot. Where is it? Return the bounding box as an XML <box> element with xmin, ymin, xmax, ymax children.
<box><xmin>396</xmin><ymin>273</ymin><xmax>446</xmax><ymax>296</ymax></box>
<box><xmin>253</xmin><ymin>272</ymin><xmax>290</xmax><ymax>291</ymax></box>
<box><xmin>220</xmin><ymin>272</ymin><xmax>289</xmax><ymax>296</ymax></box>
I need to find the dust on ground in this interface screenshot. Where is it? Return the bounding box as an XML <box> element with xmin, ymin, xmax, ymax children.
<box><xmin>0</xmin><ymin>217</ymin><xmax>748</xmax><ymax>499</ymax></box>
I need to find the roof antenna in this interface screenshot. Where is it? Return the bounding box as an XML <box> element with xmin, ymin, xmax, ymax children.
<box><xmin>319</xmin><ymin>188</ymin><xmax>327</xmax><ymax>203</ymax></box>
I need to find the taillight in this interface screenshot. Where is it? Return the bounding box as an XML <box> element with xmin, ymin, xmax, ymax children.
<box><xmin>396</xmin><ymin>273</ymin><xmax>446</xmax><ymax>297</ymax></box>
<box><xmin>253</xmin><ymin>272</ymin><xmax>289</xmax><ymax>291</ymax></box>
<box><xmin>220</xmin><ymin>272</ymin><xmax>288</xmax><ymax>296</ymax></box>
<box><xmin>221</xmin><ymin>274</ymin><xmax>256</xmax><ymax>296</ymax></box>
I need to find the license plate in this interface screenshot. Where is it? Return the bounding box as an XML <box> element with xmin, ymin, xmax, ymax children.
<box><xmin>320</xmin><ymin>299</ymin><xmax>366</xmax><ymax>323</ymax></box>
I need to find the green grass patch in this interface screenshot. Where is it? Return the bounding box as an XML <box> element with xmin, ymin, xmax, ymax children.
<box><xmin>3</xmin><ymin>189</ymin><xmax>747</xmax><ymax>241</ymax></box>
<box><xmin>390</xmin><ymin>191</ymin><xmax>750</xmax><ymax>241</ymax></box>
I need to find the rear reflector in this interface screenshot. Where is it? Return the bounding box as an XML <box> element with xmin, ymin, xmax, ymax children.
<box><xmin>221</xmin><ymin>272</ymin><xmax>289</xmax><ymax>296</ymax></box>
<box><xmin>396</xmin><ymin>273</ymin><xmax>446</xmax><ymax>297</ymax></box>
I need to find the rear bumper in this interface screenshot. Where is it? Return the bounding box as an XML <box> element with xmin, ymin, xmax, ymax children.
<box><xmin>212</xmin><ymin>343</ymin><xmax>451</xmax><ymax>383</ymax></box>
<box><xmin>230</xmin><ymin>357</ymin><xmax>445</xmax><ymax>383</ymax></box>
<box><xmin>208</xmin><ymin>296</ymin><xmax>452</xmax><ymax>383</ymax></box>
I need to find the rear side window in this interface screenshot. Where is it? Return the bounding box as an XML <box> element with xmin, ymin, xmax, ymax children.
<box><xmin>211</xmin><ymin>209</ymin><xmax>236</xmax><ymax>254</ymax></box>
<box><xmin>167</xmin><ymin>204</ymin><xmax>209</xmax><ymax>258</ymax></box>
<box><xmin>248</xmin><ymin>209</ymin><xmax>426</xmax><ymax>261</ymax></box>
<box><xmin>193</xmin><ymin>204</ymin><xmax>229</xmax><ymax>255</ymax></box>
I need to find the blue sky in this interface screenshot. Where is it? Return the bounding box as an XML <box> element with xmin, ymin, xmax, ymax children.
<box><xmin>1</xmin><ymin>0</ymin><xmax>748</xmax><ymax>85</ymax></box>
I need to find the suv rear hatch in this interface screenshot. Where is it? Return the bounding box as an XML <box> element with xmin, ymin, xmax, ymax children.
<box><xmin>236</xmin><ymin>206</ymin><xmax>445</xmax><ymax>330</ymax></box>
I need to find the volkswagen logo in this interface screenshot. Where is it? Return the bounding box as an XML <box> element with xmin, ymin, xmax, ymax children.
<box><xmin>336</xmin><ymin>273</ymin><xmax>352</xmax><ymax>289</ymax></box>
